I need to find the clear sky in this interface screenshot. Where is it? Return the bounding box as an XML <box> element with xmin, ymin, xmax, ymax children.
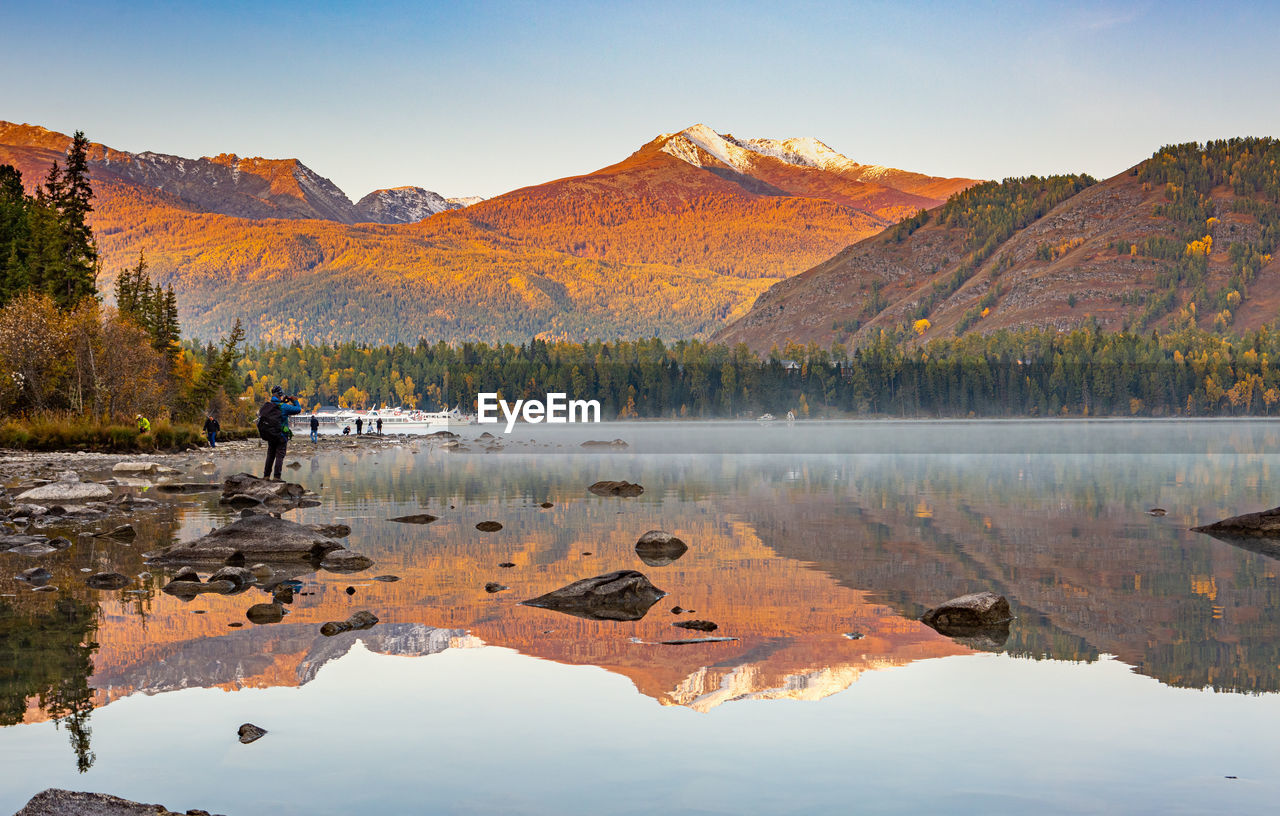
<box><xmin>3</xmin><ymin>0</ymin><xmax>1277</xmax><ymax>199</ymax></box>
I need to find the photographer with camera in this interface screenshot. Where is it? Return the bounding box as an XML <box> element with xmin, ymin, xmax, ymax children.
<box><xmin>257</xmin><ymin>385</ymin><xmax>302</xmax><ymax>481</ymax></box>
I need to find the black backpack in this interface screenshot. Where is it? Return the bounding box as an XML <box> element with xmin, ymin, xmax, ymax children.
<box><xmin>256</xmin><ymin>400</ymin><xmax>284</xmax><ymax>441</ymax></box>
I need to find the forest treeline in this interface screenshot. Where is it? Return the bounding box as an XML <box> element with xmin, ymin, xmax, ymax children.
<box><xmin>236</xmin><ymin>322</ymin><xmax>1280</xmax><ymax>419</ymax></box>
<box><xmin>0</xmin><ymin>132</ymin><xmax>248</xmax><ymax>437</ymax></box>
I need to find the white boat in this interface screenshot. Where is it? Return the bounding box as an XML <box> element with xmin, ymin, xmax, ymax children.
<box><xmin>757</xmin><ymin>413</ymin><xmax>776</xmax><ymax>422</ymax></box>
<box><xmin>293</xmin><ymin>406</ymin><xmax>474</xmax><ymax>434</ymax></box>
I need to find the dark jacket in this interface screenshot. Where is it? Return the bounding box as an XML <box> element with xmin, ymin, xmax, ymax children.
<box><xmin>257</xmin><ymin>396</ymin><xmax>301</xmax><ymax>440</ymax></box>
<box><xmin>310</xmin><ymin>415</ymin><xmax>320</xmax><ymax>431</ymax></box>
<box><xmin>203</xmin><ymin>417</ymin><xmax>220</xmax><ymax>434</ymax></box>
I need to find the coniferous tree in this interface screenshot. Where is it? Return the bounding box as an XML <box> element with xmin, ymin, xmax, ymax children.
<box><xmin>0</xmin><ymin>165</ymin><xmax>30</xmax><ymax>302</ymax></box>
<box><xmin>53</xmin><ymin>131</ymin><xmax>98</xmax><ymax>307</ymax></box>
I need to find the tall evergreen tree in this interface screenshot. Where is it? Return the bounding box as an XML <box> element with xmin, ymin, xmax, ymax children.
<box><xmin>52</xmin><ymin>131</ymin><xmax>98</xmax><ymax>307</ymax></box>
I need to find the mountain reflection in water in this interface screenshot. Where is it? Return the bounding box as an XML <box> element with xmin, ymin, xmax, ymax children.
<box><xmin>4</xmin><ymin>420</ymin><xmax>1280</xmax><ymax>777</ymax></box>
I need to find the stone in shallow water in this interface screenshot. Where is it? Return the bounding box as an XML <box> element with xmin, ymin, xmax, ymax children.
<box><xmin>320</xmin><ymin>610</ymin><xmax>379</xmax><ymax>636</ymax></box>
<box><xmin>588</xmin><ymin>480</ymin><xmax>644</xmax><ymax>497</ymax></box>
<box><xmin>238</xmin><ymin>723</ymin><xmax>268</xmax><ymax>744</ymax></box>
<box><xmin>15</xmin><ymin>481</ymin><xmax>111</xmax><ymax>503</ymax></box>
<box><xmin>485</xmin><ymin>582</ymin><xmax>508</xmax><ymax>593</ymax></box>
<box><xmin>521</xmin><ymin>570</ymin><xmax>665</xmax><ymax>622</ymax></box>
<box><xmin>920</xmin><ymin>591</ymin><xmax>1012</xmax><ymax>629</ymax></box>
<box><xmin>146</xmin><ymin>514</ymin><xmax>350</xmax><ymax>564</ymax></box>
<box><xmin>672</xmin><ymin>619</ymin><xmax>718</xmax><ymax>632</ymax></box>
<box><xmin>16</xmin><ymin>567</ymin><xmax>52</xmax><ymax>586</ymax></box>
<box><xmin>388</xmin><ymin>513</ymin><xmax>438</xmax><ymax>525</ymax></box>
<box><xmin>246</xmin><ymin>602</ymin><xmax>285</xmax><ymax>624</ymax></box>
<box><xmin>85</xmin><ymin>572</ymin><xmax>130</xmax><ymax>590</ymax></box>
<box><xmin>475</xmin><ymin>521</ymin><xmax>503</xmax><ymax>532</ymax></box>
<box><xmin>635</xmin><ymin>530</ymin><xmax>688</xmax><ymax>566</ymax></box>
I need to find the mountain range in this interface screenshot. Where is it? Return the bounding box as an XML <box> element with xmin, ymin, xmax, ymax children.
<box><xmin>717</xmin><ymin>138</ymin><xmax>1280</xmax><ymax>351</ymax></box>
<box><xmin>0</xmin><ymin>121</ymin><xmax>972</xmax><ymax>344</ymax></box>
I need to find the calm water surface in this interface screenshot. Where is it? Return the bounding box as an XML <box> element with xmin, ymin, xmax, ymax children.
<box><xmin>3</xmin><ymin>420</ymin><xmax>1280</xmax><ymax>814</ymax></box>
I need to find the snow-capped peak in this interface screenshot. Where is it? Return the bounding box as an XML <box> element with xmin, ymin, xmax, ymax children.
<box><xmin>659</xmin><ymin>124</ymin><xmax>862</xmax><ymax>174</ymax></box>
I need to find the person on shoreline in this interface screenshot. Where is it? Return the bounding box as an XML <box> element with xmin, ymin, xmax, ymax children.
<box><xmin>376</xmin><ymin>417</ymin><xmax>383</xmax><ymax>435</ymax></box>
<box><xmin>257</xmin><ymin>385</ymin><xmax>301</xmax><ymax>481</ymax></box>
<box><xmin>310</xmin><ymin>413</ymin><xmax>320</xmax><ymax>443</ymax></box>
<box><xmin>356</xmin><ymin>416</ymin><xmax>363</xmax><ymax>435</ymax></box>
<box><xmin>203</xmin><ymin>414</ymin><xmax>220</xmax><ymax>447</ymax></box>
<box><xmin>136</xmin><ymin>414</ymin><xmax>150</xmax><ymax>434</ymax></box>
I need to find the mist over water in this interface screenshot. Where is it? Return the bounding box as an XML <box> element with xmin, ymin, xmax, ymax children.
<box><xmin>3</xmin><ymin>420</ymin><xmax>1279</xmax><ymax>814</ymax></box>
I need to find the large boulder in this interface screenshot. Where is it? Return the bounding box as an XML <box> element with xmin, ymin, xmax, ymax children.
<box><xmin>1193</xmin><ymin>506</ymin><xmax>1280</xmax><ymax>539</ymax></box>
<box><xmin>15</xmin><ymin>481</ymin><xmax>111</xmax><ymax>503</ymax></box>
<box><xmin>521</xmin><ymin>570</ymin><xmax>665</xmax><ymax>621</ymax></box>
<box><xmin>588</xmin><ymin>480</ymin><xmax>644</xmax><ymax>497</ymax></box>
<box><xmin>14</xmin><ymin>789</ymin><xmax>222</xmax><ymax>816</ymax></box>
<box><xmin>635</xmin><ymin>531</ymin><xmax>688</xmax><ymax>566</ymax></box>
<box><xmin>921</xmin><ymin>591</ymin><xmax>1013</xmax><ymax>633</ymax></box>
<box><xmin>145</xmin><ymin>514</ymin><xmax>353</xmax><ymax>565</ymax></box>
<box><xmin>219</xmin><ymin>473</ymin><xmax>313</xmax><ymax>508</ymax></box>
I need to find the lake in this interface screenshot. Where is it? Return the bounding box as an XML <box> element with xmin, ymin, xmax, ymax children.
<box><xmin>3</xmin><ymin>420</ymin><xmax>1280</xmax><ymax>814</ymax></box>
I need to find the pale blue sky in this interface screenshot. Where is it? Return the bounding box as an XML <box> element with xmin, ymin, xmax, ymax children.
<box><xmin>2</xmin><ymin>0</ymin><xmax>1276</xmax><ymax>199</ymax></box>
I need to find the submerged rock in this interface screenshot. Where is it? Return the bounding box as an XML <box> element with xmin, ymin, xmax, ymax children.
<box><xmin>145</xmin><ymin>514</ymin><xmax>351</xmax><ymax>565</ymax></box>
<box><xmin>581</xmin><ymin>439</ymin><xmax>629</xmax><ymax>448</ymax></box>
<box><xmin>389</xmin><ymin>513</ymin><xmax>438</xmax><ymax>524</ymax></box>
<box><xmin>521</xmin><ymin>570</ymin><xmax>665</xmax><ymax>621</ymax></box>
<box><xmin>246</xmin><ymin>602</ymin><xmax>285</xmax><ymax>624</ymax></box>
<box><xmin>93</xmin><ymin>524</ymin><xmax>136</xmax><ymax>541</ymax></box>
<box><xmin>238</xmin><ymin>723</ymin><xmax>268</xmax><ymax>744</ymax></box>
<box><xmin>155</xmin><ymin>483</ymin><xmax>222</xmax><ymax>494</ymax></box>
<box><xmin>485</xmin><ymin>582</ymin><xmax>508</xmax><ymax>593</ymax></box>
<box><xmin>171</xmin><ymin>566</ymin><xmax>201</xmax><ymax>583</ymax></box>
<box><xmin>660</xmin><ymin>637</ymin><xmax>737</xmax><ymax>645</ymax></box>
<box><xmin>208</xmin><ymin>566</ymin><xmax>255</xmax><ymax>591</ymax></box>
<box><xmin>588</xmin><ymin>480</ymin><xmax>644</xmax><ymax>498</ymax></box>
<box><xmin>320</xmin><ymin>549</ymin><xmax>374</xmax><ymax>572</ymax></box>
<box><xmin>539</xmin><ymin>502</ymin><xmax>554</xmax><ymax>509</ymax></box>
<box><xmin>15</xmin><ymin>566</ymin><xmax>52</xmax><ymax>586</ymax></box>
<box><xmin>372</xmin><ymin>574</ymin><xmax>400</xmax><ymax>582</ymax></box>
<box><xmin>0</xmin><ymin>534</ymin><xmax>50</xmax><ymax>553</ymax></box>
<box><xmin>672</xmin><ymin>619</ymin><xmax>718</xmax><ymax>632</ymax></box>
<box><xmin>475</xmin><ymin>521</ymin><xmax>503</xmax><ymax>532</ymax></box>
<box><xmin>635</xmin><ymin>530</ymin><xmax>688</xmax><ymax>566</ymax></box>
<box><xmin>921</xmin><ymin>593</ymin><xmax>1008</xmax><ymax>634</ymax></box>
<box><xmin>84</xmin><ymin>572</ymin><xmax>130</xmax><ymax>590</ymax></box>
<box><xmin>320</xmin><ymin>610</ymin><xmax>379</xmax><ymax>637</ymax></box>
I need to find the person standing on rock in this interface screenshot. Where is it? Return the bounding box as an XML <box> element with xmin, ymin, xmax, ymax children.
<box><xmin>376</xmin><ymin>417</ymin><xmax>383</xmax><ymax>435</ymax></box>
<box><xmin>355</xmin><ymin>416</ymin><xmax>364</xmax><ymax>435</ymax></box>
<box><xmin>257</xmin><ymin>386</ymin><xmax>301</xmax><ymax>481</ymax></box>
<box><xmin>203</xmin><ymin>414</ymin><xmax>220</xmax><ymax>447</ymax></box>
<box><xmin>309</xmin><ymin>413</ymin><xmax>320</xmax><ymax>443</ymax></box>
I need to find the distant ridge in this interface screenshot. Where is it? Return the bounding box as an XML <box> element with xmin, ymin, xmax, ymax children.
<box><xmin>716</xmin><ymin>139</ymin><xmax>1280</xmax><ymax>351</ymax></box>
<box><xmin>0</xmin><ymin>120</ymin><xmax>974</xmax><ymax>344</ymax></box>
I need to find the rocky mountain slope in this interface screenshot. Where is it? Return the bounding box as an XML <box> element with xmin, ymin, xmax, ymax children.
<box><xmin>716</xmin><ymin>139</ymin><xmax>1280</xmax><ymax>352</ymax></box>
<box><xmin>0</xmin><ymin>121</ymin><xmax>972</xmax><ymax>344</ymax></box>
<box><xmin>0</xmin><ymin>122</ymin><xmax>472</xmax><ymax>225</ymax></box>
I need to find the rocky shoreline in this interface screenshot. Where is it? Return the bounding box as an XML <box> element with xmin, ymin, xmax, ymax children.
<box><xmin>13</xmin><ymin>788</ymin><xmax>222</xmax><ymax>816</ymax></box>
